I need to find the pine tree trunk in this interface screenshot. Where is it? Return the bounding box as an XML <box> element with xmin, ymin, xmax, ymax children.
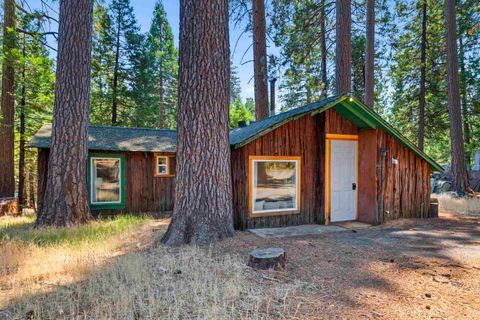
<box><xmin>444</xmin><ymin>0</ymin><xmax>469</xmax><ymax>193</ymax></box>
<box><xmin>252</xmin><ymin>0</ymin><xmax>269</xmax><ymax>121</ymax></box>
<box><xmin>29</xmin><ymin>165</ymin><xmax>36</xmax><ymax>212</ymax></box>
<box><xmin>35</xmin><ymin>0</ymin><xmax>93</xmax><ymax>227</ymax></box>
<box><xmin>335</xmin><ymin>0</ymin><xmax>352</xmax><ymax>94</ymax></box>
<box><xmin>158</xmin><ymin>63</ymin><xmax>165</xmax><ymax>128</ymax></box>
<box><xmin>0</xmin><ymin>0</ymin><xmax>16</xmax><ymax>198</ymax></box>
<box><xmin>320</xmin><ymin>0</ymin><xmax>328</xmax><ymax>98</ymax></box>
<box><xmin>111</xmin><ymin>15</ymin><xmax>121</xmax><ymax>126</ymax></box>
<box><xmin>459</xmin><ymin>36</ymin><xmax>470</xmax><ymax>166</ymax></box>
<box><xmin>418</xmin><ymin>0</ymin><xmax>427</xmax><ymax>151</ymax></box>
<box><xmin>18</xmin><ymin>40</ymin><xmax>27</xmax><ymax>211</ymax></box>
<box><xmin>162</xmin><ymin>0</ymin><xmax>234</xmax><ymax>245</ymax></box>
<box><xmin>364</xmin><ymin>0</ymin><xmax>375</xmax><ymax>108</ymax></box>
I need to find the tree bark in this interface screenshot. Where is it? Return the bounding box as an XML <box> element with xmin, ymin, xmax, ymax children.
<box><xmin>364</xmin><ymin>0</ymin><xmax>375</xmax><ymax>108</ymax></box>
<box><xmin>18</xmin><ymin>38</ymin><xmax>27</xmax><ymax>211</ymax></box>
<box><xmin>320</xmin><ymin>0</ymin><xmax>328</xmax><ymax>98</ymax></box>
<box><xmin>35</xmin><ymin>0</ymin><xmax>93</xmax><ymax>227</ymax></box>
<box><xmin>252</xmin><ymin>0</ymin><xmax>269</xmax><ymax>121</ymax></box>
<box><xmin>0</xmin><ymin>0</ymin><xmax>16</xmax><ymax>197</ymax></box>
<box><xmin>269</xmin><ymin>77</ymin><xmax>276</xmax><ymax>116</ymax></box>
<box><xmin>458</xmin><ymin>35</ymin><xmax>470</xmax><ymax>166</ymax></box>
<box><xmin>335</xmin><ymin>0</ymin><xmax>352</xmax><ymax>95</ymax></box>
<box><xmin>111</xmin><ymin>12</ymin><xmax>121</xmax><ymax>126</ymax></box>
<box><xmin>444</xmin><ymin>0</ymin><xmax>469</xmax><ymax>193</ymax></box>
<box><xmin>418</xmin><ymin>0</ymin><xmax>427</xmax><ymax>151</ymax></box>
<box><xmin>161</xmin><ymin>0</ymin><xmax>234</xmax><ymax>245</ymax></box>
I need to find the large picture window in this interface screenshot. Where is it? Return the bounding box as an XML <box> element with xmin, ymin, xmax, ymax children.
<box><xmin>249</xmin><ymin>156</ymin><xmax>301</xmax><ymax>216</ymax></box>
<box><xmin>89</xmin><ymin>154</ymin><xmax>125</xmax><ymax>209</ymax></box>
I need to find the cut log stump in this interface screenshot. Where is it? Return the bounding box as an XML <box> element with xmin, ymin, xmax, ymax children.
<box><xmin>429</xmin><ymin>198</ymin><xmax>439</xmax><ymax>218</ymax></box>
<box><xmin>248</xmin><ymin>248</ymin><xmax>286</xmax><ymax>271</ymax></box>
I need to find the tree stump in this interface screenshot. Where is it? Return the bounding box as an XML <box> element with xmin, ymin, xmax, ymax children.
<box><xmin>429</xmin><ymin>198</ymin><xmax>439</xmax><ymax>218</ymax></box>
<box><xmin>248</xmin><ymin>248</ymin><xmax>286</xmax><ymax>271</ymax></box>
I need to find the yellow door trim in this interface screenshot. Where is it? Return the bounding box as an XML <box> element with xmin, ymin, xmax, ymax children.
<box><xmin>325</xmin><ymin>134</ymin><xmax>359</xmax><ymax>224</ymax></box>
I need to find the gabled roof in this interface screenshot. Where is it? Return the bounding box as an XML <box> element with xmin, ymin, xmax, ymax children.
<box><xmin>27</xmin><ymin>124</ymin><xmax>176</xmax><ymax>153</ymax></box>
<box><xmin>28</xmin><ymin>95</ymin><xmax>442</xmax><ymax>171</ymax></box>
<box><xmin>231</xmin><ymin>95</ymin><xmax>443</xmax><ymax>171</ymax></box>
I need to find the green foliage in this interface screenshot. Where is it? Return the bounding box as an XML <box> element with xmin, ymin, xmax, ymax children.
<box><xmin>0</xmin><ymin>214</ymin><xmax>150</xmax><ymax>247</ymax></box>
<box><xmin>230</xmin><ymin>98</ymin><xmax>255</xmax><ymax>128</ymax></box>
<box><xmin>13</xmin><ymin>13</ymin><xmax>55</xmax><ymax>194</ymax></box>
<box><xmin>90</xmin><ymin>0</ymin><xmax>178</xmax><ymax>129</ymax></box>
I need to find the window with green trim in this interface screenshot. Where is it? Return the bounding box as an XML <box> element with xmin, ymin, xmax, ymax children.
<box><xmin>88</xmin><ymin>154</ymin><xmax>126</xmax><ymax>209</ymax></box>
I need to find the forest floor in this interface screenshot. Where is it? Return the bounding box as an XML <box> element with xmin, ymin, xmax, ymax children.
<box><xmin>1</xmin><ymin>197</ymin><xmax>479</xmax><ymax>319</ymax></box>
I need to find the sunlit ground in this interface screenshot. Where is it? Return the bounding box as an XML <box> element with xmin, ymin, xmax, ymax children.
<box><xmin>1</xmin><ymin>195</ymin><xmax>479</xmax><ymax>319</ymax></box>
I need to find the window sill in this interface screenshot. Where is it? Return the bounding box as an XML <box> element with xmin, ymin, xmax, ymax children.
<box><xmin>248</xmin><ymin>210</ymin><xmax>301</xmax><ymax>218</ymax></box>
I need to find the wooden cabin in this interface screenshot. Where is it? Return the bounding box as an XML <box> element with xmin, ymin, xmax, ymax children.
<box><xmin>28</xmin><ymin>95</ymin><xmax>442</xmax><ymax>229</ymax></box>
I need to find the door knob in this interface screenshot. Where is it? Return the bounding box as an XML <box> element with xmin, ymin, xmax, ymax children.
<box><xmin>352</xmin><ymin>182</ymin><xmax>357</xmax><ymax>190</ymax></box>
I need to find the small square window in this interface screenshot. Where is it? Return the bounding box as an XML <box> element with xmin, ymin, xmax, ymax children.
<box><xmin>156</xmin><ymin>156</ymin><xmax>169</xmax><ymax>176</ymax></box>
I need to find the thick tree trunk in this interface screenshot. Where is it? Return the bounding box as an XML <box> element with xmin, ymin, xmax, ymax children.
<box><xmin>269</xmin><ymin>77</ymin><xmax>276</xmax><ymax>116</ymax></box>
<box><xmin>335</xmin><ymin>0</ymin><xmax>352</xmax><ymax>95</ymax></box>
<box><xmin>364</xmin><ymin>0</ymin><xmax>375</xmax><ymax>108</ymax></box>
<box><xmin>0</xmin><ymin>0</ymin><xmax>16</xmax><ymax>198</ymax></box>
<box><xmin>161</xmin><ymin>0</ymin><xmax>234</xmax><ymax>245</ymax></box>
<box><xmin>444</xmin><ymin>0</ymin><xmax>469</xmax><ymax>193</ymax></box>
<box><xmin>320</xmin><ymin>0</ymin><xmax>328</xmax><ymax>98</ymax></box>
<box><xmin>418</xmin><ymin>0</ymin><xmax>427</xmax><ymax>151</ymax></box>
<box><xmin>18</xmin><ymin>40</ymin><xmax>27</xmax><ymax>211</ymax></box>
<box><xmin>35</xmin><ymin>0</ymin><xmax>93</xmax><ymax>227</ymax></box>
<box><xmin>252</xmin><ymin>0</ymin><xmax>269</xmax><ymax>121</ymax></box>
<box><xmin>459</xmin><ymin>36</ymin><xmax>470</xmax><ymax>166</ymax></box>
<box><xmin>29</xmin><ymin>165</ymin><xmax>36</xmax><ymax>212</ymax></box>
<box><xmin>111</xmin><ymin>14</ymin><xmax>121</xmax><ymax>126</ymax></box>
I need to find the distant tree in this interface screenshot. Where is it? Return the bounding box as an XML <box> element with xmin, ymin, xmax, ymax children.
<box><xmin>418</xmin><ymin>0</ymin><xmax>427</xmax><ymax>150</ymax></box>
<box><xmin>230</xmin><ymin>61</ymin><xmax>242</xmax><ymax>104</ymax></box>
<box><xmin>364</xmin><ymin>0</ymin><xmax>375</xmax><ymax>108</ymax></box>
<box><xmin>335</xmin><ymin>0</ymin><xmax>352</xmax><ymax>94</ymax></box>
<box><xmin>230</xmin><ymin>97</ymin><xmax>255</xmax><ymax>128</ymax></box>
<box><xmin>147</xmin><ymin>0</ymin><xmax>177</xmax><ymax>129</ymax></box>
<box><xmin>162</xmin><ymin>0</ymin><xmax>235</xmax><ymax>245</ymax></box>
<box><xmin>35</xmin><ymin>0</ymin><xmax>94</xmax><ymax>227</ymax></box>
<box><xmin>0</xmin><ymin>0</ymin><xmax>16</xmax><ymax>198</ymax></box>
<box><xmin>90</xmin><ymin>0</ymin><xmax>141</xmax><ymax>126</ymax></box>
<box><xmin>444</xmin><ymin>0</ymin><xmax>469</xmax><ymax>193</ymax></box>
<box><xmin>252</xmin><ymin>0</ymin><xmax>269</xmax><ymax>120</ymax></box>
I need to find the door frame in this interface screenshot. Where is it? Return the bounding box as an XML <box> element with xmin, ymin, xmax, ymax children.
<box><xmin>325</xmin><ymin>134</ymin><xmax>359</xmax><ymax>224</ymax></box>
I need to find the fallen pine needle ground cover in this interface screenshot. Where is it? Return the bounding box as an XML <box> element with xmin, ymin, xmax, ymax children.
<box><xmin>1</xmin><ymin>196</ymin><xmax>479</xmax><ymax>319</ymax></box>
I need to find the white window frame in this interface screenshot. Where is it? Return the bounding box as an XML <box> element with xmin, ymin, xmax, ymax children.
<box><xmin>90</xmin><ymin>157</ymin><xmax>122</xmax><ymax>205</ymax></box>
<box><xmin>156</xmin><ymin>155</ymin><xmax>170</xmax><ymax>176</ymax></box>
<box><xmin>250</xmin><ymin>157</ymin><xmax>301</xmax><ymax>215</ymax></box>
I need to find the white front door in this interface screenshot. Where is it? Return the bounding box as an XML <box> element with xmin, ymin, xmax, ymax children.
<box><xmin>330</xmin><ymin>139</ymin><xmax>357</xmax><ymax>222</ymax></box>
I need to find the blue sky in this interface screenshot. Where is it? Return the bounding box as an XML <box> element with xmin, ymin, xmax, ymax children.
<box><xmin>29</xmin><ymin>0</ymin><xmax>275</xmax><ymax>101</ymax></box>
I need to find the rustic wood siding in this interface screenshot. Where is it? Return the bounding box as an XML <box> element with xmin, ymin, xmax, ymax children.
<box><xmin>37</xmin><ymin>149</ymin><xmax>175</xmax><ymax>215</ymax></box>
<box><xmin>231</xmin><ymin>113</ymin><xmax>325</xmax><ymax>230</ymax></box>
<box><xmin>231</xmin><ymin>109</ymin><xmax>432</xmax><ymax>230</ymax></box>
<box><xmin>376</xmin><ymin>129</ymin><xmax>431</xmax><ymax>222</ymax></box>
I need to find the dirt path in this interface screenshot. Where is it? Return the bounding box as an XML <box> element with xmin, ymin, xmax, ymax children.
<box><xmin>216</xmin><ymin>212</ymin><xmax>480</xmax><ymax>319</ymax></box>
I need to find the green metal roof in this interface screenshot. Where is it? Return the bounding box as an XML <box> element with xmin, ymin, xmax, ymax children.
<box><xmin>28</xmin><ymin>95</ymin><xmax>443</xmax><ymax>171</ymax></box>
<box><xmin>231</xmin><ymin>95</ymin><xmax>443</xmax><ymax>172</ymax></box>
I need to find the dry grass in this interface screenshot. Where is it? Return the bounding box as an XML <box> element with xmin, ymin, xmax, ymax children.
<box><xmin>435</xmin><ymin>194</ymin><xmax>480</xmax><ymax>215</ymax></box>
<box><xmin>0</xmin><ymin>214</ymin><xmax>297</xmax><ymax>319</ymax></box>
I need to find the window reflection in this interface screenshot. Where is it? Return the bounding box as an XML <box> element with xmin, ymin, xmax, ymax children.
<box><xmin>92</xmin><ymin>158</ymin><xmax>120</xmax><ymax>203</ymax></box>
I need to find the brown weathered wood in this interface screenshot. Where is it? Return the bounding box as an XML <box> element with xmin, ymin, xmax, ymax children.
<box><xmin>248</xmin><ymin>248</ymin><xmax>286</xmax><ymax>271</ymax></box>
